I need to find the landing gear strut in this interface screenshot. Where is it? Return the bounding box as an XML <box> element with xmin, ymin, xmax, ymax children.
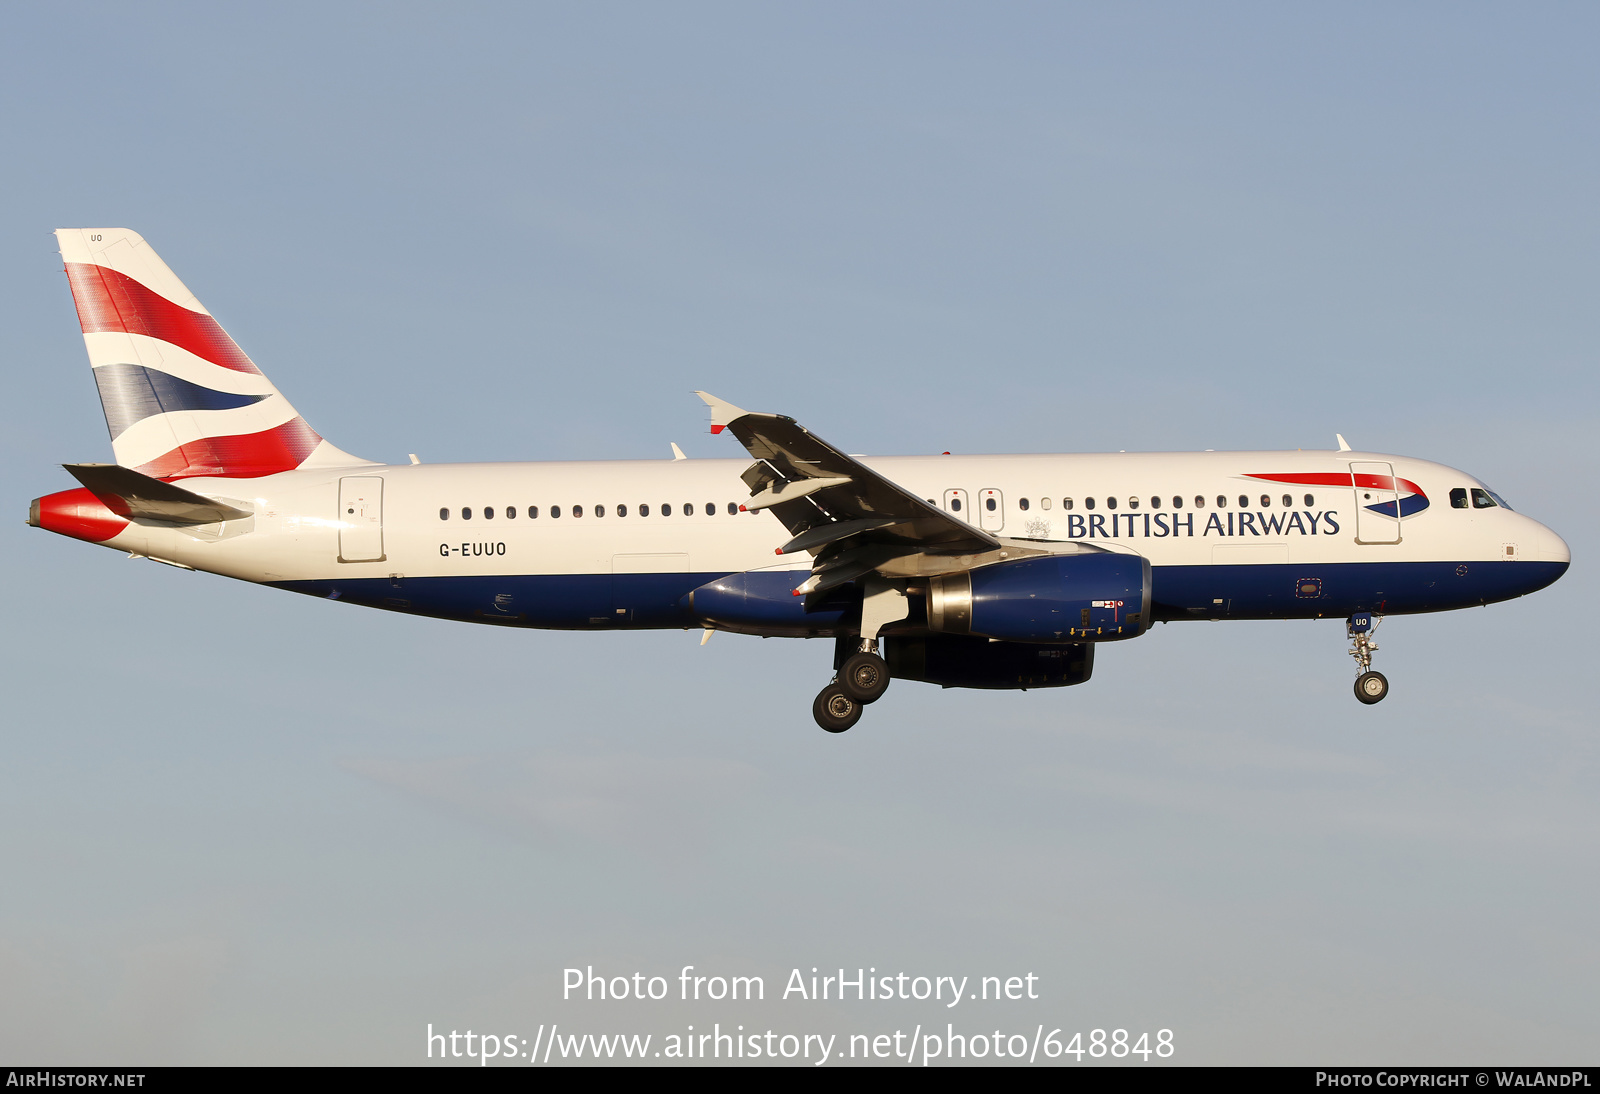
<box><xmin>1348</xmin><ymin>612</ymin><xmax>1389</xmax><ymax>705</ymax></box>
<box><xmin>812</xmin><ymin>580</ymin><xmax>907</xmax><ymax>733</ymax></box>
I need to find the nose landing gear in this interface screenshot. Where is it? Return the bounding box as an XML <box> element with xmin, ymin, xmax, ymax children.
<box><xmin>1348</xmin><ymin>612</ymin><xmax>1389</xmax><ymax>705</ymax></box>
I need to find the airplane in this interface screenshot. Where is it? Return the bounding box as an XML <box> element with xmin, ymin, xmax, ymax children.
<box><xmin>29</xmin><ymin>229</ymin><xmax>1571</xmax><ymax>732</ymax></box>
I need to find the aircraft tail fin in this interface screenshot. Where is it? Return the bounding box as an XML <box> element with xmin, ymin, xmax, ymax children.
<box><xmin>54</xmin><ymin>228</ymin><xmax>371</xmax><ymax>479</ymax></box>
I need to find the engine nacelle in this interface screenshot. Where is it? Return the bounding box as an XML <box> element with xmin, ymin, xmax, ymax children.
<box><xmin>927</xmin><ymin>552</ymin><xmax>1151</xmax><ymax>643</ymax></box>
<box><xmin>885</xmin><ymin>634</ymin><xmax>1093</xmax><ymax>690</ymax></box>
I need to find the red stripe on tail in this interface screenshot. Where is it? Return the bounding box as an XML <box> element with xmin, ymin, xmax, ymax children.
<box><xmin>134</xmin><ymin>417</ymin><xmax>322</xmax><ymax>480</ymax></box>
<box><xmin>64</xmin><ymin>263</ymin><xmax>262</xmax><ymax>375</ymax></box>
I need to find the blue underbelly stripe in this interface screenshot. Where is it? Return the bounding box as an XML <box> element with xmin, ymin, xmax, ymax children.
<box><xmin>267</xmin><ymin>560</ymin><xmax>1568</xmax><ymax>630</ymax></box>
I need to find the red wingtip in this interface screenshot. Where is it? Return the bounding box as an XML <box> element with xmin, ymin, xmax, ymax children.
<box><xmin>775</xmin><ymin>548</ymin><xmax>783</xmax><ymax>555</ymax></box>
<box><xmin>791</xmin><ymin>589</ymin><xmax>802</xmax><ymax>597</ymax></box>
<box><xmin>739</xmin><ymin>504</ymin><xmax>747</xmax><ymax>512</ymax></box>
<box><xmin>710</xmin><ymin>424</ymin><xmax>725</xmax><ymax>434</ymax></box>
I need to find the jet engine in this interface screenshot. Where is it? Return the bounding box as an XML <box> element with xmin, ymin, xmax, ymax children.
<box><xmin>925</xmin><ymin>552</ymin><xmax>1151</xmax><ymax>643</ymax></box>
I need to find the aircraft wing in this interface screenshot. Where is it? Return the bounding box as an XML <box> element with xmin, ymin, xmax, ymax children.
<box><xmin>695</xmin><ymin>392</ymin><xmax>999</xmax><ymax>592</ymax></box>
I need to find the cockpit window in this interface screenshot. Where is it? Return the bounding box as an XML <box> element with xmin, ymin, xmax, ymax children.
<box><xmin>1450</xmin><ymin>488</ymin><xmax>1469</xmax><ymax>509</ymax></box>
<box><xmin>1485</xmin><ymin>488</ymin><xmax>1513</xmax><ymax>511</ymax></box>
<box><xmin>1471</xmin><ymin>488</ymin><xmax>1497</xmax><ymax>510</ymax></box>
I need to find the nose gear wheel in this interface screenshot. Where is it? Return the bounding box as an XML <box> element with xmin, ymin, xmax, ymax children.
<box><xmin>1346</xmin><ymin>613</ymin><xmax>1390</xmax><ymax>704</ymax></box>
<box><xmin>1355</xmin><ymin>671</ymin><xmax>1390</xmax><ymax>704</ymax></box>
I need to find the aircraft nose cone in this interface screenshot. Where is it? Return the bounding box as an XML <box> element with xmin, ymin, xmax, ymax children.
<box><xmin>1529</xmin><ymin>522</ymin><xmax>1571</xmax><ymax>565</ymax></box>
<box><xmin>1508</xmin><ymin>519</ymin><xmax>1570</xmax><ymax>598</ymax></box>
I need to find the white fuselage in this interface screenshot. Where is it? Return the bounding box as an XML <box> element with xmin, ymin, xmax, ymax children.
<box><xmin>76</xmin><ymin>449</ymin><xmax>1566</xmax><ymax>632</ymax></box>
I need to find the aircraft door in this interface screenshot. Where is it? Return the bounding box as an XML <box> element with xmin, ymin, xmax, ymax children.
<box><xmin>338</xmin><ymin>476</ymin><xmax>385</xmax><ymax>561</ymax></box>
<box><xmin>979</xmin><ymin>489</ymin><xmax>1005</xmax><ymax>532</ymax></box>
<box><xmin>943</xmin><ymin>489</ymin><xmax>970</xmax><ymax>522</ymax></box>
<box><xmin>1351</xmin><ymin>461</ymin><xmax>1401</xmax><ymax>544</ymax></box>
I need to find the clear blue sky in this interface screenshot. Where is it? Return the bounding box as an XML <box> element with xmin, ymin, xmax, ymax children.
<box><xmin>1</xmin><ymin>2</ymin><xmax>1596</xmax><ymax>1064</ymax></box>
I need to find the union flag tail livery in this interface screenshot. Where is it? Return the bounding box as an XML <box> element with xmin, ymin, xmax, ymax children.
<box><xmin>55</xmin><ymin>228</ymin><xmax>366</xmax><ymax>479</ymax></box>
<box><xmin>30</xmin><ymin>229</ymin><xmax>1571</xmax><ymax>731</ymax></box>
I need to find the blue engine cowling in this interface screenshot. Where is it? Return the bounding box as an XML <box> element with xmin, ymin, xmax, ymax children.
<box><xmin>927</xmin><ymin>552</ymin><xmax>1151</xmax><ymax>642</ymax></box>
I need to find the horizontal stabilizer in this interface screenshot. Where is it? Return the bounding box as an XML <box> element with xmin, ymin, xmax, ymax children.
<box><xmin>63</xmin><ymin>463</ymin><xmax>252</xmax><ymax>524</ymax></box>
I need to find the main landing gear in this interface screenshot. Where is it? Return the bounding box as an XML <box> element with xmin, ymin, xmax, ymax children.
<box><xmin>814</xmin><ymin>579</ymin><xmax>908</xmax><ymax>733</ymax></box>
<box><xmin>1348</xmin><ymin>612</ymin><xmax>1389</xmax><ymax>705</ymax></box>
<box><xmin>813</xmin><ymin>637</ymin><xmax>891</xmax><ymax>733</ymax></box>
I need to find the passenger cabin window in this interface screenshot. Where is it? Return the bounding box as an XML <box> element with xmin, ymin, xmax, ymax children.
<box><xmin>507</xmin><ymin>506</ymin><xmax>517</xmax><ymax>518</ymax></box>
<box><xmin>462</xmin><ymin>507</ymin><xmax>472</xmax><ymax>520</ymax></box>
<box><xmin>1172</xmin><ymin>496</ymin><xmax>1183</xmax><ymax>509</ymax></box>
<box><xmin>618</xmin><ymin>504</ymin><xmax>628</xmax><ymax>517</ymax></box>
<box><xmin>1216</xmin><ymin>496</ymin><xmax>1226</xmax><ymax>508</ymax></box>
<box><xmin>484</xmin><ymin>507</ymin><xmax>495</xmax><ymax>519</ymax></box>
<box><xmin>1259</xmin><ymin>495</ymin><xmax>1270</xmax><ymax>507</ymax></box>
<box><xmin>1085</xmin><ymin>498</ymin><xmax>1095</xmax><ymax>510</ymax></box>
<box><xmin>1471</xmin><ymin>488</ymin><xmax>1497</xmax><ymax>509</ymax></box>
<box><xmin>573</xmin><ymin>505</ymin><xmax>584</xmax><ymax>518</ymax></box>
<box><xmin>1107</xmin><ymin>497</ymin><xmax>1117</xmax><ymax>510</ymax></box>
<box><xmin>1239</xmin><ymin>494</ymin><xmax>1249</xmax><ymax>508</ymax></box>
<box><xmin>1128</xmin><ymin>497</ymin><xmax>1139</xmax><ymax>509</ymax></box>
<box><xmin>985</xmin><ymin>497</ymin><xmax>997</xmax><ymax>512</ymax></box>
<box><xmin>1304</xmin><ymin>494</ymin><xmax>1314</xmax><ymax>507</ymax></box>
<box><xmin>1041</xmin><ymin>497</ymin><xmax>1052</xmax><ymax>510</ymax></box>
<box><xmin>706</xmin><ymin>501</ymin><xmax>715</xmax><ymax>515</ymax></box>
<box><xmin>662</xmin><ymin>503</ymin><xmax>672</xmax><ymax>516</ymax></box>
<box><xmin>1150</xmin><ymin>496</ymin><xmax>1161</xmax><ymax>508</ymax></box>
<box><xmin>1451</xmin><ymin>488</ymin><xmax>1469</xmax><ymax>509</ymax></box>
<box><xmin>684</xmin><ymin>503</ymin><xmax>695</xmax><ymax>516</ymax></box>
<box><xmin>529</xmin><ymin>506</ymin><xmax>539</xmax><ymax>519</ymax></box>
<box><xmin>727</xmin><ymin>502</ymin><xmax>738</xmax><ymax>515</ymax></box>
<box><xmin>551</xmin><ymin>506</ymin><xmax>561</xmax><ymax>518</ymax></box>
<box><xmin>439</xmin><ymin>507</ymin><xmax>449</xmax><ymax>520</ymax></box>
<box><xmin>594</xmin><ymin>504</ymin><xmax>604</xmax><ymax>518</ymax></box>
<box><xmin>1018</xmin><ymin>498</ymin><xmax>1029</xmax><ymax>511</ymax></box>
<box><xmin>951</xmin><ymin>498</ymin><xmax>962</xmax><ymax>512</ymax></box>
<box><xmin>1282</xmin><ymin>494</ymin><xmax>1292</xmax><ymax>508</ymax></box>
<box><xmin>1062</xmin><ymin>498</ymin><xmax>1074</xmax><ymax>510</ymax></box>
<box><xmin>1194</xmin><ymin>496</ymin><xmax>1204</xmax><ymax>508</ymax></box>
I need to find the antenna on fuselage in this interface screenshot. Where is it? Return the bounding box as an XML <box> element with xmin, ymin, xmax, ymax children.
<box><xmin>670</xmin><ymin>443</ymin><xmax>687</xmax><ymax>461</ymax></box>
<box><xmin>1335</xmin><ymin>434</ymin><xmax>1352</xmax><ymax>452</ymax></box>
